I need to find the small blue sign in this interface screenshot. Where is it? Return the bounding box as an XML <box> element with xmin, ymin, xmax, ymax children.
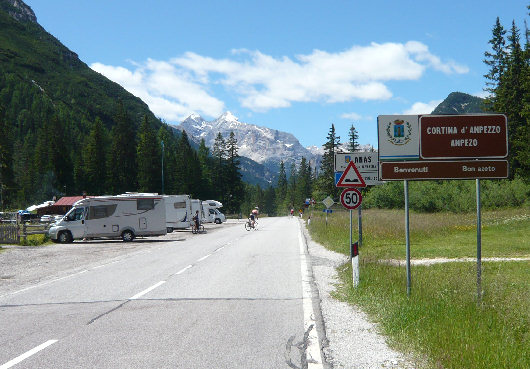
<box><xmin>322</xmin><ymin>209</ymin><xmax>333</xmax><ymax>214</ymax></box>
<box><xmin>334</xmin><ymin>172</ymin><xmax>343</xmax><ymax>186</ymax></box>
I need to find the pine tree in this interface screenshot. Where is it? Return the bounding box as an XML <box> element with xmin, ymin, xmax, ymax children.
<box><xmin>47</xmin><ymin>114</ymin><xmax>73</xmax><ymax>195</ymax></box>
<box><xmin>174</xmin><ymin>130</ymin><xmax>194</xmax><ymax>194</ymax></box>
<box><xmin>484</xmin><ymin>17</ymin><xmax>507</xmax><ymax>110</ymax></box>
<box><xmin>225</xmin><ymin>131</ymin><xmax>244</xmax><ymax>213</ymax></box>
<box><xmin>197</xmin><ymin>138</ymin><xmax>212</xmax><ymax>197</ymax></box>
<box><xmin>137</xmin><ymin>115</ymin><xmax>161</xmax><ymax>193</ymax></box>
<box><xmin>276</xmin><ymin>160</ymin><xmax>287</xmax><ymax>210</ymax></box>
<box><xmin>503</xmin><ymin>21</ymin><xmax>528</xmax><ymax>177</ymax></box>
<box><xmin>315</xmin><ymin>124</ymin><xmax>341</xmax><ymax>199</ymax></box>
<box><xmin>347</xmin><ymin>124</ymin><xmax>360</xmax><ymax>152</ymax></box>
<box><xmin>84</xmin><ymin>117</ymin><xmax>107</xmax><ymax>195</ymax></box>
<box><xmin>212</xmin><ymin>132</ymin><xmax>227</xmax><ymax>199</ymax></box>
<box><xmin>107</xmin><ymin>101</ymin><xmax>137</xmax><ymax>194</ymax></box>
<box><xmin>0</xmin><ymin>105</ymin><xmax>14</xmax><ymax>207</ymax></box>
<box><xmin>295</xmin><ymin>157</ymin><xmax>311</xmax><ymax>207</ymax></box>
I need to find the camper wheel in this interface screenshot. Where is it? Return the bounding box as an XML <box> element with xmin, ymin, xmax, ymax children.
<box><xmin>166</xmin><ymin>227</ymin><xmax>174</xmax><ymax>233</ymax></box>
<box><xmin>58</xmin><ymin>231</ymin><xmax>73</xmax><ymax>243</ymax></box>
<box><xmin>215</xmin><ymin>218</ymin><xmax>222</xmax><ymax>224</ymax></box>
<box><xmin>121</xmin><ymin>230</ymin><xmax>135</xmax><ymax>242</ymax></box>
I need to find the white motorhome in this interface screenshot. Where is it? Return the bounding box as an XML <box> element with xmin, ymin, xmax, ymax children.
<box><xmin>163</xmin><ymin>195</ymin><xmax>193</xmax><ymax>232</ymax></box>
<box><xmin>202</xmin><ymin>200</ymin><xmax>226</xmax><ymax>224</ymax></box>
<box><xmin>190</xmin><ymin>199</ymin><xmax>206</xmax><ymax>223</ymax></box>
<box><xmin>48</xmin><ymin>195</ymin><xmax>166</xmax><ymax>243</ymax></box>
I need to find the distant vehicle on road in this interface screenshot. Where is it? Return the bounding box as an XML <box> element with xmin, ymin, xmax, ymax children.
<box><xmin>48</xmin><ymin>195</ymin><xmax>166</xmax><ymax>243</ymax></box>
<box><xmin>40</xmin><ymin>215</ymin><xmax>52</xmax><ymax>223</ymax></box>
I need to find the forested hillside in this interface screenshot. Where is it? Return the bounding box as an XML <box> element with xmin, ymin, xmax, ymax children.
<box><xmin>0</xmin><ymin>1</ymin><xmax>246</xmax><ymax>212</ymax></box>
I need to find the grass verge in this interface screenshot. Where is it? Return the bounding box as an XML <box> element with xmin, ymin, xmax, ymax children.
<box><xmin>308</xmin><ymin>207</ymin><xmax>529</xmax><ymax>369</ymax></box>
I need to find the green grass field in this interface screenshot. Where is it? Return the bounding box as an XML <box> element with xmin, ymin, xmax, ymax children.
<box><xmin>307</xmin><ymin>207</ymin><xmax>529</xmax><ymax>369</ymax></box>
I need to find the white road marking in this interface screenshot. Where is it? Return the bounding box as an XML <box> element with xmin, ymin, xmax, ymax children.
<box><xmin>197</xmin><ymin>254</ymin><xmax>211</xmax><ymax>262</ymax></box>
<box><xmin>214</xmin><ymin>246</ymin><xmax>225</xmax><ymax>252</ymax></box>
<box><xmin>0</xmin><ymin>340</ymin><xmax>58</xmax><ymax>369</ymax></box>
<box><xmin>176</xmin><ymin>265</ymin><xmax>193</xmax><ymax>275</ymax></box>
<box><xmin>129</xmin><ymin>281</ymin><xmax>166</xmax><ymax>300</ymax></box>
<box><xmin>298</xmin><ymin>222</ymin><xmax>324</xmax><ymax>369</ymax></box>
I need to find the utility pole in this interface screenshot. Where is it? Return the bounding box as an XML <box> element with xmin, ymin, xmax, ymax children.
<box><xmin>161</xmin><ymin>140</ymin><xmax>165</xmax><ymax>195</ymax></box>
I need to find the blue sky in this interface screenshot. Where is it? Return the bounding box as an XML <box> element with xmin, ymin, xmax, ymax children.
<box><xmin>25</xmin><ymin>0</ymin><xmax>529</xmax><ymax>149</ymax></box>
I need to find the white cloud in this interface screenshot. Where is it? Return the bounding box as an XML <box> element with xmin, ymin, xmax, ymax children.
<box><xmin>340</xmin><ymin>112</ymin><xmax>363</xmax><ymax>121</ymax></box>
<box><xmin>91</xmin><ymin>41</ymin><xmax>468</xmax><ymax>118</ymax></box>
<box><xmin>91</xmin><ymin>61</ymin><xmax>225</xmax><ymax>121</ymax></box>
<box><xmin>404</xmin><ymin>99</ymin><xmax>443</xmax><ymax>115</ymax></box>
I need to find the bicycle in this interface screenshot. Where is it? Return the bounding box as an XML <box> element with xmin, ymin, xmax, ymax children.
<box><xmin>191</xmin><ymin>223</ymin><xmax>205</xmax><ymax>234</ymax></box>
<box><xmin>244</xmin><ymin>218</ymin><xmax>258</xmax><ymax>231</ymax></box>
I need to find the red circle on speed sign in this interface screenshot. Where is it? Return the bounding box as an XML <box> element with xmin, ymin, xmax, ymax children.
<box><xmin>340</xmin><ymin>188</ymin><xmax>362</xmax><ymax>210</ymax></box>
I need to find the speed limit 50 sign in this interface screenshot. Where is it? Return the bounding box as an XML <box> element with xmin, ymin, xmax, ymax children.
<box><xmin>340</xmin><ymin>188</ymin><xmax>362</xmax><ymax>210</ymax></box>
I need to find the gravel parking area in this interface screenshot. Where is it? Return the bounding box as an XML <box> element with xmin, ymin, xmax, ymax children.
<box><xmin>0</xmin><ymin>222</ymin><xmax>235</xmax><ymax>297</ymax></box>
<box><xmin>301</xmin><ymin>221</ymin><xmax>415</xmax><ymax>369</ymax></box>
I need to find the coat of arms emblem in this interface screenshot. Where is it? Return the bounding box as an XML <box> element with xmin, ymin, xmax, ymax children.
<box><xmin>386</xmin><ymin>119</ymin><xmax>412</xmax><ymax>145</ymax></box>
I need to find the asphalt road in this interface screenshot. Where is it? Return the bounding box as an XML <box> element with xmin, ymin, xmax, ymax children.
<box><xmin>0</xmin><ymin>217</ymin><xmax>316</xmax><ymax>368</ymax></box>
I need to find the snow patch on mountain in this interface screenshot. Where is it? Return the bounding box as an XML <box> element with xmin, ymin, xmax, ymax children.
<box><xmin>178</xmin><ymin>112</ymin><xmax>319</xmax><ymax>169</ymax></box>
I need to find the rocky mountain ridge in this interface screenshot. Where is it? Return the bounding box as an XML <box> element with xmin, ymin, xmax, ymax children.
<box><xmin>178</xmin><ymin>112</ymin><xmax>321</xmax><ymax>171</ymax></box>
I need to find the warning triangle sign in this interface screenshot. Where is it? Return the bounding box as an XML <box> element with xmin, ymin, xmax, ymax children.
<box><xmin>336</xmin><ymin>161</ymin><xmax>366</xmax><ymax>187</ymax></box>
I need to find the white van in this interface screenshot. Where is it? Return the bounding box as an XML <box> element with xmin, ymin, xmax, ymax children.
<box><xmin>190</xmin><ymin>199</ymin><xmax>206</xmax><ymax>223</ymax></box>
<box><xmin>202</xmin><ymin>200</ymin><xmax>226</xmax><ymax>224</ymax></box>
<box><xmin>48</xmin><ymin>195</ymin><xmax>166</xmax><ymax>243</ymax></box>
<box><xmin>164</xmin><ymin>195</ymin><xmax>193</xmax><ymax>232</ymax></box>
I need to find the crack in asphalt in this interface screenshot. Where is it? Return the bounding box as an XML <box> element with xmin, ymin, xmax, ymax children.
<box><xmin>0</xmin><ymin>297</ymin><xmax>302</xmax><ymax>309</ymax></box>
<box><xmin>86</xmin><ymin>300</ymin><xmax>129</xmax><ymax>325</ymax></box>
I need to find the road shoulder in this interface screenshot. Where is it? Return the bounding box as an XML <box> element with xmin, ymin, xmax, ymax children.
<box><xmin>300</xmin><ymin>220</ymin><xmax>415</xmax><ymax>369</ymax></box>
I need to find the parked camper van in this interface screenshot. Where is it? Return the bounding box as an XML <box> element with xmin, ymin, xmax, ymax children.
<box><xmin>163</xmin><ymin>195</ymin><xmax>193</xmax><ymax>232</ymax></box>
<box><xmin>202</xmin><ymin>200</ymin><xmax>226</xmax><ymax>224</ymax></box>
<box><xmin>48</xmin><ymin>195</ymin><xmax>166</xmax><ymax>243</ymax></box>
<box><xmin>118</xmin><ymin>193</ymin><xmax>195</xmax><ymax>232</ymax></box>
<box><xmin>190</xmin><ymin>199</ymin><xmax>206</xmax><ymax>223</ymax></box>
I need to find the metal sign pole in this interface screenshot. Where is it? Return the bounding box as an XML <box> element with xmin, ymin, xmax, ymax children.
<box><xmin>358</xmin><ymin>203</ymin><xmax>362</xmax><ymax>247</ymax></box>
<box><xmin>476</xmin><ymin>179</ymin><xmax>482</xmax><ymax>303</ymax></box>
<box><xmin>350</xmin><ymin>210</ymin><xmax>353</xmax><ymax>262</ymax></box>
<box><xmin>404</xmin><ymin>180</ymin><xmax>411</xmax><ymax>296</ymax></box>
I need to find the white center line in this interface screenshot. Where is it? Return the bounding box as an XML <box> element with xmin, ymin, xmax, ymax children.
<box><xmin>197</xmin><ymin>254</ymin><xmax>211</xmax><ymax>262</ymax></box>
<box><xmin>176</xmin><ymin>265</ymin><xmax>193</xmax><ymax>275</ymax></box>
<box><xmin>0</xmin><ymin>340</ymin><xmax>58</xmax><ymax>369</ymax></box>
<box><xmin>129</xmin><ymin>281</ymin><xmax>166</xmax><ymax>300</ymax></box>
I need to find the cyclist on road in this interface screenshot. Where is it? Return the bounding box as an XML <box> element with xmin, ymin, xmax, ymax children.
<box><xmin>192</xmin><ymin>210</ymin><xmax>200</xmax><ymax>232</ymax></box>
<box><xmin>252</xmin><ymin>207</ymin><xmax>259</xmax><ymax>220</ymax></box>
<box><xmin>249</xmin><ymin>212</ymin><xmax>256</xmax><ymax>228</ymax></box>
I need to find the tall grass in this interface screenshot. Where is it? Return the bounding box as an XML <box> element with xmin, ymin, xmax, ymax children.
<box><xmin>308</xmin><ymin>207</ymin><xmax>530</xmax><ymax>259</ymax></box>
<box><xmin>308</xmin><ymin>207</ymin><xmax>530</xmax><ymax>368</ymax></box>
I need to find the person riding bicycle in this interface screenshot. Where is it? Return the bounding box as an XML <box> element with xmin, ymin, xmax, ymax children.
<box><xmin>249</xmin><ymin>212</ymin><xmax>256</xmax><ymax>228</ymax></box>
<box><xmin>252</xmin><ymin>207</ymin><xmax>259</xmax><ymax>220</ymax></box>
<box><xmin>192</xmin><ymin>210</ymin><xmax>200</xmax><ymax>231</ymax></box>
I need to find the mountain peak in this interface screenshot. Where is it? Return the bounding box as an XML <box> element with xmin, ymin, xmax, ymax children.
<box><xmin>1</xmin><ymin>0</ymin><xmax>37</xmax><ymax>23</ymax></box>
<box><xmin>219</xmin><ymin>111</ymin><xmax>239</xmax><ymax>122</ymax></box>
<box><xmin>184</xmin><ymin>113</ymin><xmax>204</xmax><ymax>122</ymax></box>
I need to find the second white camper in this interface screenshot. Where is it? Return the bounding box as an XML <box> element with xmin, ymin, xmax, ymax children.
<box><xmin>48</xmin><ymin>195</ymin><xmax>166</xmax><ymax>242</ymax></box>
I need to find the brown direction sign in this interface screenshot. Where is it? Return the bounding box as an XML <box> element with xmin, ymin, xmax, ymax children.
<box><xmin>420</xmin><ymin>114</ymin><xmax>508</xmax><ymax>159</ymax></box>
<box><xmin>381</xmin><ymin>160</ymin><xmax>509</xmax><ymax>180</ymax></box>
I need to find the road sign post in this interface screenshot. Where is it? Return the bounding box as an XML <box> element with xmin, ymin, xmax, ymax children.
<box><xmin>378</xmin><ymin>114</ymin><xmax>508</xmax><ymax>298</ymax></box>
<box><xmin>322</xmin><ymin>196</ymin><xmax>334</xmax><ymax>226</ymax></box>
<box><xmin>337</xmin><ymin>159</ymin><xmax>366</xmax><ymax>288</ymax></box>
